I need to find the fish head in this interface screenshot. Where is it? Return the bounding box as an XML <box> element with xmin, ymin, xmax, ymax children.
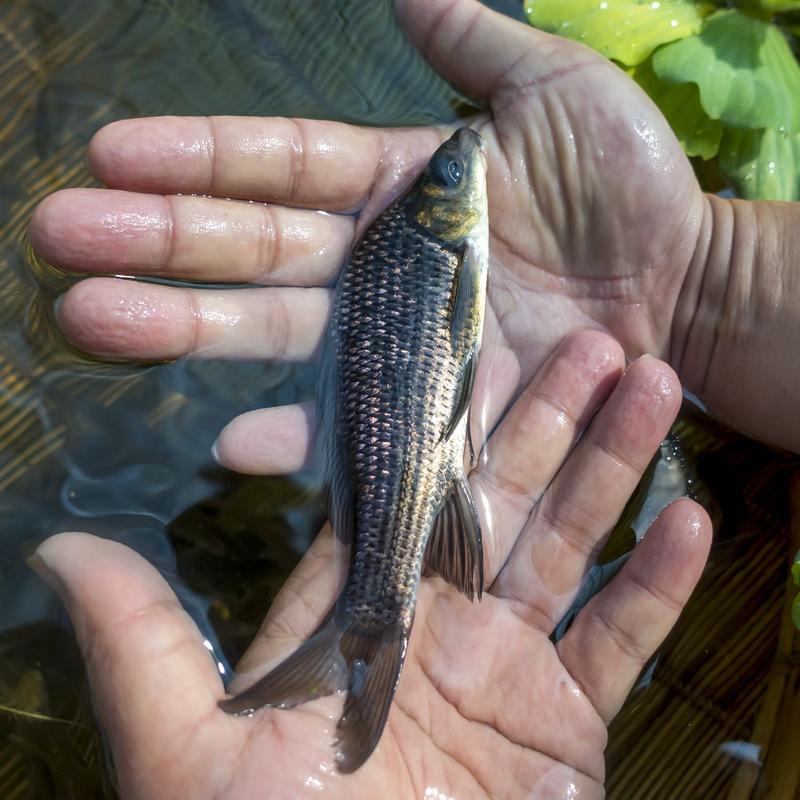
<box><xmin>405</xmin><ymin>127</ymin><xmax>488</xmax><ymax>250</ymax></box>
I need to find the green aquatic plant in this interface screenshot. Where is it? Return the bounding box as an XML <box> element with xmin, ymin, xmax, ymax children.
<box><xmin>793</xmin><ymin>551</ymin><xmax>800</xmax><ymax>629</ymax></box>
<box><xmin>524</xmin><ymin>0</ymin><xmax>800</xmax><ymax>200</ymax></box>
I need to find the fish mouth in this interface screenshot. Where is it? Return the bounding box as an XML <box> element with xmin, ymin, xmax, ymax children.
<box><xmin>452</xmin><ymin>126</ymin><xmax>487</xmax><ymax>169</ymax></box>
<box><xmin>454</xmin><ymin>126</ymin><xmax>483</xmax><ymax>150</ymax></box>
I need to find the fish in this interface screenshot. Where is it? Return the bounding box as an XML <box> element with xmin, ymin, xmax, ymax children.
<box><xmin>219</xmin><ymin>127</ymin><xmax>490</xmax><ymax>773</ymax></box>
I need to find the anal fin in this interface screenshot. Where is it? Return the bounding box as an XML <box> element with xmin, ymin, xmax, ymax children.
<box><xmin>424</xmin><ymin>476</ymin><xmax>484</xmax><ymax>600</ymax></box>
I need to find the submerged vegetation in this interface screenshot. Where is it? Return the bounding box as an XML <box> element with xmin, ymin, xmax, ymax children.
<box><xmin>524</xmin><ymin>0</ymin><xmax>800</xmax><ymax>200</ymax></box>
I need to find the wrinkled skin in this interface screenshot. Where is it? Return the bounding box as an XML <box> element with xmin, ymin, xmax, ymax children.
<box><xmin>28</xmin><ymin>1</ymin><xmax>714</xmax><ymax>798</ymax></box>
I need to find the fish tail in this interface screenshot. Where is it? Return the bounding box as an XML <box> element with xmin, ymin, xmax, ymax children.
<box><xmin>335</xmin><ymin>623</ymin><xmax>407</xmax><ymax>773</ymax></box>
<box><xmin>219</xmin><ymin>606</ymin><xmax>407</xmax><ymax>774</ymax></box>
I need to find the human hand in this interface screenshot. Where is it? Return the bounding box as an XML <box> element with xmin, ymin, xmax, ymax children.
<box><xmin>31</xmin><ymin>331</ymin><xmax>711</xmax><ymax>799</ymax></box>
<box><xmin>29</xmin><ymin>0</ymin><xmax>706</xmax><ymax>426</ymax></box>
<box><xmin>28</xmin><ymin>1</ymin><xmax>713</xmax><ymax>796</ymax></box>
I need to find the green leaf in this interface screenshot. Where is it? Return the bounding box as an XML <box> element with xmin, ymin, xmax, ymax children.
<box><xmin>719</xmin><ymin>127</ymin><xmax>800</xmax><ymax>199</ymax></box>
<box><xmin>653</xmin><ymin>10</ymin><xmax>800</xmax><ymax>131</ymax></box>
<box><xmin>523</xmin><ymin>0</ymin><xmax>704</xmax><ymax>66</ymax></box>
<box><xmin>756</xmin><ymin>0</ymin><xmax>800</xmax><ymax>11</ymax></box>
<box><xmin>633</xmin><ymin>61</ymin><xmax>723</xmax><ymax>159</ymax></box>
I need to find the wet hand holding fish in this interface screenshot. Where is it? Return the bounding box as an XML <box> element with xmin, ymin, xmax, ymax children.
<box><xmin>220</xmin><ymin>128</ymin><xmax>489</xmax><ymax>773</ymax></box>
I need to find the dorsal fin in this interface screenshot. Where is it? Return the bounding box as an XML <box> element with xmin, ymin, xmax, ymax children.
<box><xmin>316</xmin><ymin>321</ymin><xmax>353</xmax><ymax>544</ymax></box>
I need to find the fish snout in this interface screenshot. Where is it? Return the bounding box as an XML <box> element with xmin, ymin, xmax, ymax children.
<box><xmin>454</xmin><ymin>126</ymin><xmax>484</xmax><ymax>152</ymax></box>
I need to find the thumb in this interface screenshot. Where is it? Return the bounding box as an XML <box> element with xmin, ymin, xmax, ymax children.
<box><xmin>30</xmin><ymin>533</ymin><xmax>226</xmax><ymax>798</ymax></box>
<box><xmin>395</xmin><ymin>0</ymin><xmax>596</xmax><ymax>103</ymax></box>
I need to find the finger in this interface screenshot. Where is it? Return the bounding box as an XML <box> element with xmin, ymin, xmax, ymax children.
<box><xmin>213</xmin><ymin>404</ymin><xmax>314</xmax><ymax>475</ymax></box>
<box><xmin>87</xmin><ymin>116</ymin><xmax>442</xmax><ymax>211</ymax></box>
<box><xmin>395</xmin><ymin>0</ymin><xmax>599</xmax><ymax>102</ymax></box>
<box><xmin>29</xmin><ymin>533</ymin><xmax>232</xmax><ymax>796</ymax></box>
<box><xmin>557</xmin><ymin>499</ymin><xmax>712</xmax><ymax>723</ymax></box>
<box><xmin>57</xmin><ymin>277</ymin><xmax>329</xmax><ymax>361</ymax></box>
<box><xmin>493</xmin><ymin>357</ymin><xmax>681</xmax><ymax>632</ymax></box>
<box><xmin>470</xmin><ymin>329</ymin><xmax>624</xmax><ymax>580</ymax></box>
<box><xmin>30</xmin><ymin>189</ymin><xmax>353</xmax><ymax>286</ymax></box>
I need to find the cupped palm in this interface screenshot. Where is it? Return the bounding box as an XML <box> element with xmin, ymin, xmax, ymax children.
<box><xmin>28</xmin><ymin>1</ymin><xmax>711</xmax><ymax>799</ymax></box>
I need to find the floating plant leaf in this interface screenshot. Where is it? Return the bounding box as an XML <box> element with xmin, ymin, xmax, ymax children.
<box><xmin>719</xmin><ymin>127</ymin><xmax>800</xmax><ymax>200</ymax></box>
<box><xmin>756</xmin><ymin>0</ymin><xmax>800</xmax><ymax>11</ymax></box>
<box><xmin>653</xmin><ymin>10</ymin><xmax>800</xmax><ymax>132</ymax></box>
<box><xmin>523</xmin><ymin>0</ymin><xmax>704</xmax><ymax>66</ymax></box>
<box><xmin>633</xmin><ymin>61</ymin><xmax>722</xmax><ymax>159</ymax></box>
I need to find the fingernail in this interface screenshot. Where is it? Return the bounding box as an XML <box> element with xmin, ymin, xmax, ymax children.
<box><xmin>26</xmin><ymin>547</ymin><xmax>62</xmax><ymax>594</ymax></box>
<box><xmin>211</xmin><ymin>437</ymin><xmax>223</xmax><ymax>464</ymax></box>
<box><xmin>53</xmin><ymin>294</ymin><xmax>65</xmax><ymax>321</ymax></box>
<box><xmin>26</xmin><ymin>550</ymin><xmax>47</xmax><ymax>575</ymax></box>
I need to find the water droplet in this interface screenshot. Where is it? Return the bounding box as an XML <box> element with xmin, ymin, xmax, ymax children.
<box><xmin>350</xmin><ymin>658</ymin><xmax>367</xmax><ymax>695</ymax></box>
<box><xmin>305</xmin><ymin>776</ymin><xmax>324</xmax><ymax>791</ymax></box>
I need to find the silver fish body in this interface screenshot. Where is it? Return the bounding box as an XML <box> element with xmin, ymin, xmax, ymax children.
<box><xmin>221</xmin><ymin>127</ymin><xmax>489</xmax><ymax>773</ymax></box>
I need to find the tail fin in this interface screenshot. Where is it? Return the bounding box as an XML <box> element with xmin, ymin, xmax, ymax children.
<box><xmin>219</xmin><ymin>609</ymin><xmax>407</xmax><ymax>774</ymax></box>
<box><xmin>335</xmin><ymin>629</ymin><xmax>407</xmax><ymax>773</ymax></box>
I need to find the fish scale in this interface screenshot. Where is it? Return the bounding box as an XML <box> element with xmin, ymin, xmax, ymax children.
<box><xmin>335</xmin><ymin>204</ymin><xmax>464</xmax><ymax>627</ymax></box>
<box><xmin>219</xmin><ymin>127</ymin><xmax>488</xmax><ymax>773</ymax></box>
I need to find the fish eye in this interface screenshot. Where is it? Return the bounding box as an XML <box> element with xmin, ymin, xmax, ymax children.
<box><xmin>430</xmin><ymin>154</ymin><xmax>464</xmax><ymax>187</ymax></box>
<box><xmin>446</xmin><ymin>159</ymin><xmax>462</xmax><ymax>184</ymax></box>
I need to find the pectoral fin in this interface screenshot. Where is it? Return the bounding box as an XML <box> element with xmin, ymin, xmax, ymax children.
<box><xmin>449</xmin><ymin>242</ymin><xmax>482</xmax><ymax>346</ymax></box>
<box><xmin>424</xmin><ymin>476</ymin><xmax>484</xmax><ymax>600</ymax></box>
<box><xmin>441</xmin><ymin>347</ymin><xmax>477</xmax><ymax>445</ymax></box>
<box><xmin>442</xmin><ymin>241</ymin><xmax>483</xmax><ymax>448</ymax></box>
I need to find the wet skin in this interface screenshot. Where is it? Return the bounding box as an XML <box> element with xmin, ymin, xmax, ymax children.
<box><xmin>28</xmin><ymin>1</ymin><xmax>715</xmax><ymax>798</ymax></box>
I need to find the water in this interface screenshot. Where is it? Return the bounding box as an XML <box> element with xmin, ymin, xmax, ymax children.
<box><xmin>0</xmin><ymin>1</ymin><xmax>797</xmax><ymax>798</ymax></box>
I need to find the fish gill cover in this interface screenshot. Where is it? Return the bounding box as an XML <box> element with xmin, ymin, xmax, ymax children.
<box><xmin>524</xmin><ymin>0</ymin><xmax>800</xmax><ymax>201</ymax></box>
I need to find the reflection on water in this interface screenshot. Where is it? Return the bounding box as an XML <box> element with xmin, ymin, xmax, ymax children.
<box><xmin>0</xmin><ymin>1</ymin><xmax>797</xmax><ymax>798</ymax></box>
